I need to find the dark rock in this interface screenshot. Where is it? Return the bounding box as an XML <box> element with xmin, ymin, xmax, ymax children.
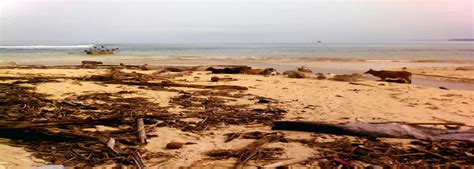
<box><xmin>316</xmin><ymin>73</ymin><xmax>326</xmax><ymax>80</ymax></box>
<box><xmin>211</xmin><ymin>76</ymin><xmax>220</xmax><ymax>82</ymax></box>
<box><xmin>166</xmin><ymin>142</ymin><xmax>184</xmax><ymax>149</ymax></box>
<box><xmin>258</xmin><ymin>99</ymin><xmax>271</xmax><ymax>103</ymax></box>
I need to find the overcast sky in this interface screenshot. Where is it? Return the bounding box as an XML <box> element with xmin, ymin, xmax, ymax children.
<box><xmin>0</xmin><ymin>0</ymin><xmax>472</xmax><ymax>44</ymax></box>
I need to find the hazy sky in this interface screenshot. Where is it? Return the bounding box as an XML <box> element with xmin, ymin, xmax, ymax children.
<box><xmin>0</xmin><ymin>0</ymin><xmax>472</xmax><ymax>44</ymax></box>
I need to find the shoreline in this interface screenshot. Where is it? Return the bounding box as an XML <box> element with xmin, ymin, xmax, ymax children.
<box><xmin>2</xmin><ymin>55</ymin><xmax>474</xmax><ymax>65</ymax></box>
<box><xmin>2</xmin><ymin>60</ymin><xmax>473</xmax><ymax>90</ymax></box>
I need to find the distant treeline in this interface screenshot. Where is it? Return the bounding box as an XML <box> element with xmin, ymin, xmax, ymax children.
<box><xmin>448</xmin><ymin>39</ymin><xmax>474</xmax><ymax>41</ymax></box>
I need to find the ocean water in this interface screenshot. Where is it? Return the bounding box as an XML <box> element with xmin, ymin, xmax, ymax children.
<box><xmin>0</xmin><ymin>42</ymin><xmax>473</xmax><ymax>65</ymax></box>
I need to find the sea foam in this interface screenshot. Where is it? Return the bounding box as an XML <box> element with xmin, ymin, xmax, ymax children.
<box><xmin>0</xmin><ymin>45</ymin><xmax>93</xmax><ymax>49</ymax></box>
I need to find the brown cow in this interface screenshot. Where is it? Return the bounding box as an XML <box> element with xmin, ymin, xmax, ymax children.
<box><xmin>364</xmin><ymin>69</ymin><xmax>412</xmax><ymax>84</ymax></box>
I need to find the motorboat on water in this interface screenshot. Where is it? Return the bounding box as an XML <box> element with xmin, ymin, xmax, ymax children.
<box><xmin>84</xmin><ymin>45</ymin><xmax>118</xmax><ymax>55</ymax></box>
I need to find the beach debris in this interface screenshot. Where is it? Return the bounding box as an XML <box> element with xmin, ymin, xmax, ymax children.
<box><xmin>364</xmin><ymin>69</ymin><xmax>412</xmax><ymax>84</ymax></box>
<box><xmin>210</xmin><ymin>76</ymin><xmax>236</xmax><ymax>82</ymax></box>
<box><xmin>85</xmin><ymin>68</ymin><xmax>157</xmax><ymax>83</ymax></box>
<box><xmin>132</xmin><ymin>151</ymin><xmax>145</xmax><ymax>169</ymax></box>
<box><xmin>349</xmin><ymin>82</ymin><xmax>374</xmax><ymax>87</ymax></box>
<box><xmin>140</xmin><ymin>64</ymin><xmax>149</xmax><ymax>70</ymax></box>
<box><xmin>283</xmin><ymin>70</ymin><xmax>309</xmax><ymax>78</ymax></box>
<box><xmin>166</xmin><ymin>142</ymin><xmax>184</xmax><ymax>149</ymax></box>
<box><xmin>0</xmin><ymin>70</ymin><xmax>281</xmax><ymax>167</ymax></box>
<box><xmin>272</xmin><ymin>121</ymin><xmax>474</xmax><ymax>142</ymax></box>
<box><xmin>206</xmin><ymin>147</ymin><xmax>283</xmax><ymax>161</ymax></box>
<box><xmin>324</xmin><ymin>73</ymin><xmax>336</xmax><ymax>79</ymax></box>
<box><xmin>234</xmin><ymin>133</ymin><xmax>284</xmax><ymax>169</ymax></box>
<box><xmin>35</xmin><ymin>165</ymin><xmax>65</xmax><ymax>169</ymax></box>
<box><xmin>7</xmin><ymin>61</ymin><xmax>19</xmax><ymax>67</ymax></box>
<box><xmin>261</xmin><ymin>68</ymin><xmax>278</xmax><ymax>76</ymax></box>
<box><xmin>439</xmin><ymin>86</ymin><xmax>449</xmax><ymax>90</ymax></box>
<box><xmin>297</xmin><ymin>136</ymin><xmax>474</xmax><ymax>167</ymax></box>
<box><xmin>330</xmin><ymin>73</ymin><xmax>363</xmax><ymax>82</ymax></box>
<box><xmin>152</xmin><ymin>66</ymin><xmax>198</xmax><ymax>74</ymax></box>
<box><xmin>84</xmin><ymin>69</ymin><xmax>248</xmax><ymax>90</ymax></box>
<box><xmin>0</xmin><ymin>82</ymin><xmax>168</xmax><ymax>166</ymax></box>
<box><xmin>167</xmin><ymin>95</ymin><xmax>285</xmax><ymax>132</ymax></box>
<box><xmin>257</xmin><ymin>98</ymin><xmax>271</xmax><ymax>104</ymax></box>
<box><xmin>334</xmin><ymin>157</ymin><xmax>354</xmax><ymax>166</ymax></box>
<box><xmin>81</xmin><ymin>60</ymin><xmax>103</xmax><ymax>67</ymax></box>
<box><xmin>211</xmin><ymin>76</ymin><xmax>220</xmax><ymax>82</ymax></box>
<box><xmin>224</xmin><ymin>131</ymin><xmax>278</xmax><ymax>143</ymax></box>
<box><xmin>260</xmin><ymin>158</ymin><xmax>308</xmax><ymax>168</ymax></box>
<box><xmin>316</xmin><ymin>73</ymin><xmax>326</xmax><ymax>79</ymax></box>
<box><xmin>455</xmin><ymin>66</ymin><xmax>474</xmax><ymax>71</ymax></box>
<box><xmin>206</xmin><ymin>132</ymin><xmax>285</xmax><ymax>168</ymax></box>
<box><xmin>243</xmin><ymin>68</ymin><xmax>264</xmax><ymax>75</ymax></box>
<box><xmin>444</xmin><ymin>124</ymin><xmax>461</xmax><ymax>130</ymax></box>
<box><xmin>206</xmin><ymin>66</ymin><xmax>274</xmax><ymax>75</ymax></box>
<box><xmin>384</xmin><ymin>79</ymin><xmax>409</xmax><ymax>83</ymax></box>
<box><xmin>137</xmin><ymin>118</ymin><xmax>147</xmax><ymax>144</ymax></box>
<box><xmin>206</xmin><ymin>66</ymin><xmax>251</xmax><ymax>74</ymax></box>
<box><xmin>164</xmin><ymin>67</ymin><xmax>187</xmax><ymax>72</ymax></box>
<box><xmin>297</xmin><ymin>66</ymin><xmax>312</xmax><ymax>73</ymax></box>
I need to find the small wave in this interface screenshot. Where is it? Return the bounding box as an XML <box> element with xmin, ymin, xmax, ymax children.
<box><xmin>0</xmin><ymin>45</ymin><xmax>93</xmax><ymax>49</ymax></box>
<box><xmin>364</xmin><ymin>59</ymin><xmax>411</xmax><ymax>62</ymax></box>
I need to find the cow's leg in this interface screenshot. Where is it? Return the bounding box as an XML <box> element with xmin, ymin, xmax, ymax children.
<box><xmin>405</xmin><ymin>78</ymin><xmax>412</xmax><ymax>84</ymax></box>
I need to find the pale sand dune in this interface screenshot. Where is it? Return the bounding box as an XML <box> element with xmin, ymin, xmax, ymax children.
<box><xmin>0</xmin><ymin>68</ymin><xmax>473</xmax><ymax>167</ymax></box>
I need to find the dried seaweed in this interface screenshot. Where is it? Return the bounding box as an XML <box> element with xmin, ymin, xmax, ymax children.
<box><xmin>0</xmin><ymin>69</ymin><xmax>286</xmax><ymax>167</ymax></box>
<box><xmin>291</xmin><ymin>137</ymin><xmax>474</xmax><ymax>167</ymax></box>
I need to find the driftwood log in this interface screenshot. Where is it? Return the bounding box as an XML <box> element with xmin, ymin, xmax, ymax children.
<box><xmin>272</xmin><ymin>121</ymin><xmax>390</xmax><ymax>137</ymax></box>
<box><xmin>272</xmin><ymin>121</ymin><xmax>474</xmax><ymax>142</ymax></box>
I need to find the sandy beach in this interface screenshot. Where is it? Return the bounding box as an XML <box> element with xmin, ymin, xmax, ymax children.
<box><xmin>0</xmin><ymin>62</ymin><xmax>473</xmax><ymax>168</ymax></box>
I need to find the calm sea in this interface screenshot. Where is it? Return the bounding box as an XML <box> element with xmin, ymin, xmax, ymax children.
<box><xmin>0</xmin><ymin>42</ymin><xmax>473</xmax><ymax>65</ymax></box>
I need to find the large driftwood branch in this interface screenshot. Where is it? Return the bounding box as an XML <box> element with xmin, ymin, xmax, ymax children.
<box><xmin>272</xmin><ymin>121</ymin><xmax>389</xmax><ymax>137</ymax></box>
<box><xmin>272</xmin><ymin>121</ymin><xmax>474</xmax><ymax>142</ymax></box>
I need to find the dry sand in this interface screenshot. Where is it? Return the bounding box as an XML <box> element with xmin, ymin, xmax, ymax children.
<box><xmin>0</xmin><ymin>66</ymin><xmax>473</xmax><ymax>168</ymax></box>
